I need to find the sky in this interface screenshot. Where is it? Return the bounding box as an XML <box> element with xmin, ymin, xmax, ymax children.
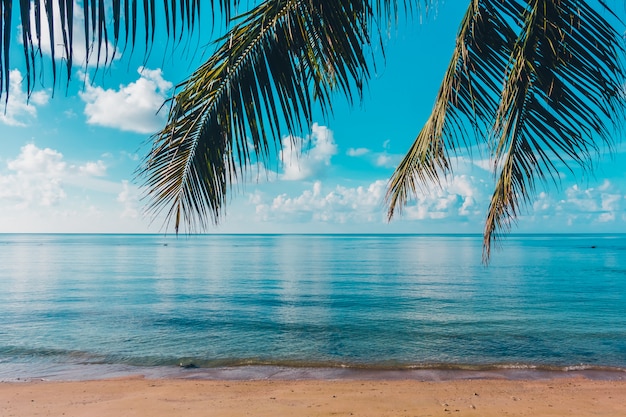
<box><xmin>1</xmin><ymin>1</ymin><xmax>626</xmax><ymax>235</ymax></box>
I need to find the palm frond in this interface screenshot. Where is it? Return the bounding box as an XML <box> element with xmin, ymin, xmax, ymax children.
<box><xmin>483</xmin><ymin>0</ymin><xmax>625</xmax><ymax>260</ymax></box>
<box><xmin>386</xmin><ymin>0</ymin><xmax>519</xmax><ymax>217</ymax></box>
<box><xmin>386</xmin><ymin>0</ymin><xmax>625</xmax><ymax>262</ymax></box>
<box><xmin>140</xmin><ymin>0</ymin><xmax>415</xmax><ymax>233</ymax></box>
<box><xmin>0</xmin><ymin>0</ymin><xmax>236</xmax><ymax>99</ymax></box>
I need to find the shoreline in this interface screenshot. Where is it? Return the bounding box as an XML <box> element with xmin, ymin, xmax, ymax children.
<box><xmin>2</xmin><ymin>376</ymin><xmax>625</xmax><ymax>417</ymax></box>
<box><xmin>3</xmin><ymin>363</ymin><xmax>626</xmax><ymax>383</ymax></box>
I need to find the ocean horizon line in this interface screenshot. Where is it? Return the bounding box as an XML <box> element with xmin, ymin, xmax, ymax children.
<box><xmin>2</xmin><ymin>232</ymin><xmax>626</xmax><ymax>237</ymax></box>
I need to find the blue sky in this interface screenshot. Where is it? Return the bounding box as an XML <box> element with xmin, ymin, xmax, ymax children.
<box><xmin>1</xmin><ymin>2</ymin><xmax>626</xmax><ymax>235</ymax></box>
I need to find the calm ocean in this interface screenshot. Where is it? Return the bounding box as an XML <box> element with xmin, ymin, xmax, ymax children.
<box><xmin>1</xmin><ymin>234</ymin><xmax>625</xmax><ymax>381</ymax></box>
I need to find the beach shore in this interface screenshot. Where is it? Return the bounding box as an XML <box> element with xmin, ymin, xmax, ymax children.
<box><xmin>2</xmin><ymin>376</ymin><xmax>625</xmax><ymax>416</ymax></box>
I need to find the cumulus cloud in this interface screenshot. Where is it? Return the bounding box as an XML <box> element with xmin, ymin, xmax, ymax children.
<box><xmin>400</xmin><ymin>175</ymin><xmax>484</xmax><ymax>220</ymax></box>
<box><xmin>252</xmin><ymin>173</ymin><xmax>486</xmax><ymax>226</ymax></box>
<box><xmin>527</xmin><ymin>179</ymin><xmax>626</xmax><ymax>228</ymax></box>
<box><xmin>562</xmin><ymin>180</ymin><xmax>624</xmax><ymax>223</ymax></box>
<box><xmin>281</xmin><ymin>123</ymin><xmax>338</xmax><ymax>180</ymax></box>
<box><xmin>375</xmin><ymin>154</ymin><xmax>398</xmax><ymax>168</ymax></box>
<box><xmin>0</xmin><ymin>144</ymin><xmax>116</xmax><ymax>209</ymax></box>
<box><xmin>80</xmin><ymin>67</ymin><xmax>172</xmax><ymax>133</ymax></box>
<box><xmin>8</xmin><ymin>144</ymin><xmax>66</xmax><ymax>176</ymax></box>
<box><xmin>254</xmin><ymin>180</ymin><xmax>387</xmax><ymax>223</ymax></box>
<box><xmin>0</xmin><ymin>144</ymin><xmax>158</xmax><ymax>232</ymax></box>
<box><xmin>472</xmin><ymin>158</ymin><xmax>495</xmax><ymax>172</ymax></box>
<box><xmin>79</xmin><ymin>160</ymin><xmax>107</xmax><ymax>177</ymax></box>
<box><xmin>1</xmin><ymin>144</ymin><xmax>67</xmax><ymax>207</ymax></box>
<box><xmin>0</xmin><ymin>70</ymin><xmax>50</xmax><ymax>126</ymax></box>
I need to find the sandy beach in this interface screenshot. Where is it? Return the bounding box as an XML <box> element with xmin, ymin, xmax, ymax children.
<box><xmin>2</xmin><ymin>376</ymin><xmax>625</xmax><ymax>417</ymax></box>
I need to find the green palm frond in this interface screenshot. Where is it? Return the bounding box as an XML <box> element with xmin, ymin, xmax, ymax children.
<box><xmin>387</xmin><ymin>0</ymin><xmax>625</xmax><ymax>262</ymax></box>
<box><xmin>483</xmin><ymin>0</ymin><xmax>625</xmax><ymax>260</ymax></box>
<box><xmin>140</xmin><ymin>0</ymin><xmax>414</xmax><ymax>233</ymax></box>
<box><xmin>386</xmin><ymin>0</ymin><xmax>518</xmax><ymax>216</ymax></box>
<box><xmin>0</xmin><ymin>0</ymin><xmax>236</xmax><ymax>100</ymax></box>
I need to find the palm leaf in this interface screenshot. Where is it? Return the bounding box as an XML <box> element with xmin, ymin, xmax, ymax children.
<box><xmin>139</xmin><ymin>0</ymin><xmax>416</xmax><ymax>233</ymax></box>
<box><xmin>386</xmin><ymin>0</ymin><xmax>519</xmax><ymax>217</ymax></box>
<box><xmin>483</xmin><ymin>0</ymin><xmax>625</xmax><ymax>260</ymax></box>
<box><xmin>386</xmin><ymin>0</ymin><xmax>625</xmax><ymax>262</ymax></box>
<box><xmin>0</xmin><ymin>0</ymin><xmax>237</xmax><ymax>99</ymax></box>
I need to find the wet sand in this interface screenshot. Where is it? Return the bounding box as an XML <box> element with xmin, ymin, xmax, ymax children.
<box><xmin>2</xmin><ymin>376</ymin><xmax>625</xmax><ymax>416</ymax></box>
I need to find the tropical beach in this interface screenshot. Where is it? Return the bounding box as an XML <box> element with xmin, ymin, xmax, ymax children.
<box><xmin>3</xmin><ymin>1</ymin><xmax>626</xmax><ymax>416</ymax></box>
<box><xmin>1</xmin><ymin>234</ymin><xmax>626</xmax><ymax>415</ymax></box>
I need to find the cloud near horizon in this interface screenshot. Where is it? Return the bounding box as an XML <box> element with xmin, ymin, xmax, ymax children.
<box><xmin>0</xmin><ymin>143</ymin><xmax>154</xmax><ymax>232</ymax></box>
<box><xmin>0</xmin><ymin>144</ymin><xmax>122</xmax><ymax>209</ymax></box>
<box><xmin>250</xmin><ymin>171</ymin><xmax>488</xmax><ymax>226</ymax></box>
<box><xmin>252</xmin><ymin>180</ymin><xmax>387</xmax><ymax>224</ymax></box>
<box><xmin>531</xmin><ymin>180</ymin><xmax>626</xmax><ymax>225</ymax></box>
<box><xmin>247</xmin><ymin>148</ymin><xmax>626</xmax><ymax>232</ymax></box>
<box><xmin>1</xmin><ymin>144</ymin><xmax>67</xmax><ymax>207</ymax></box>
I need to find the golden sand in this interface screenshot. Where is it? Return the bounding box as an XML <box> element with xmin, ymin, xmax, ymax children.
<box><xmin>2</xmin><ymin>376</ymin><xmax>626</xmax><ymax>416</ymax></box>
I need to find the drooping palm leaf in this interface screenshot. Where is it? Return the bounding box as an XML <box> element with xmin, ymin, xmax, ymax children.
<box><xmin>0</xmin><ymin>0</ymin><xmax>237</xmax><ymax>99</ymax></box>
<box><xmin>387</xmin><ymin>0</ymin><xmax>625</xmax><ymax>262</ymax></box>
<box><xmin>484</xmin><ymin>0</ymin><xmax>625</xmax><ymax>260</ymax></box>
<box><xmin>386</xmin><ymin>0</ymin><xmax>520</xmax><ymax>216</ymax></box>
<box><xmin>140</xmin><ymin>0</ymin><xmax>417</xmax><ymax>233</ymax></box>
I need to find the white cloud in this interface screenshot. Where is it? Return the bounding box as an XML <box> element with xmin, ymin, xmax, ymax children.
<box><xmin>280</xmin><ymin>123</ymin><xmax>338</xmax><ymax>180</ymax></box>
<box><xmin>0</xmin><ymin>144</ymin><xmax>120</xmax><ymax>209</ymax></box>
<box><xmin>375</xmin><ymin>153</ymin><xmax>397</xmax><ymax>168</ymax></box>
<box><xmin>0</xmin><ymin>144</ymin><xmax>157</xmax><ymax>233</ymax></box>
<box><xmin>564</xmin><ymin>184</ymin><xmax>602</xmax><ymax>212</ymax></box>
<box><xmin>117</xmin><ymin>180</ymin><xmax>140</xmax><ymax>219</ymax></box>
<box><xmin>401</xmin><ymin>174</ymin><xmax>483</xmax><ymax>220</ymax></box>
<box><xmin>251</xmin><ymin>173</ymin><xmax>485</xmax><ymax>226</ymax></box>
<box><xmin>0</xmin><ymin>70</ymin><xmax>50</xmax><ymax>126</ymax></box>
<box><xmin>472</xmin><ymin>158</ymin><xmax>495</xmax><ymax>172</ymax></box>
<box><xmin>347</xmin><ymin>147</ymin><xmax>370</xmax><ymax>157</ymax></box>
<box><xmin>1</xmin><ymin>144</ymin><xmax>67</xmax><ymax>207</ymax></box>
<box><xmin>566</xmin><ymin>181</ymin><xmax>625</xmax><ymax>221</ymax></box>
<box><xmin>346</xmin><ymin>141</ymin><xmax>402</xmax><ymax>169</ymax></box>
<box><xmin>79</xmin><ymin>160</ymin><xmax>107</xmax><ymax>177</ymax></box>
<box><xmin>254</xmin><ymin>180</ymin><xmax>387</xmax><ymax>224</ymax></box>
<box><xmin>530</xmin><ymin>180</ymin><xmax>625</xmax><ymax>226</ymax></box>
<box><xmin>80</xmin><ymin>67</ymin><xmax>172</xmax><ymax>133</ymax></box>
<box><xmin>7</xmin><ymin>144</ymin><xmax>66</xmax><ymax>176</ymax></box>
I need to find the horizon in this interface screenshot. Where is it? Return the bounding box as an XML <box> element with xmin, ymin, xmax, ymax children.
<box><xmin>2</xmin><ymin>232</ymin><xmax>625</xmax><ymax>236</ymax></box>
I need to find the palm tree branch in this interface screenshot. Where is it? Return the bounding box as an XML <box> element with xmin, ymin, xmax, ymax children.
<box><xmin>483</xmin><ymin>0</ymin><xmax>625</xmax><ymax>260</ymax></box>
<box><xmin>386</xmin><ymin>0</ymin><xmax>518</xmax><ymax>218</ymax></box>
<box><xmin>0</xmin><ymin>0</ymin><xmax>237</xmax><ymax>99</ymax></box>
<box><xmin>140</xmin><ymin>0</ymin><xmax>411</xmax><ymax>233</ymax></box>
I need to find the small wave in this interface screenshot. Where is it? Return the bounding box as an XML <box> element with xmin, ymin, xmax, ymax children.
<box><xmin>152</xmin><ymin>358</ymin><xmax>626</xmax><ymax>376</ymax></box>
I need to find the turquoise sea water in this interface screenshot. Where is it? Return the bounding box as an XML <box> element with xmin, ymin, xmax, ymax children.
<box><xmin>1</xmin><ymin>234</ymin><xmax>625</xmax><ymax>381</ymax></box>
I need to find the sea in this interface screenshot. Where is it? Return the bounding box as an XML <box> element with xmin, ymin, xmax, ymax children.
<box><xmin>1</xmin><ymin>233</ymin><xmax>625</xmax><ymax>382</ymax></box>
